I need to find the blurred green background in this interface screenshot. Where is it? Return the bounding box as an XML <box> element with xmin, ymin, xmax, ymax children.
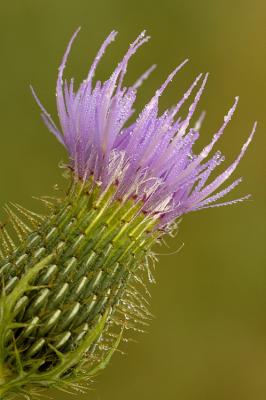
<box><xmin>0</xmin><ymin>0</ymin><xmax>265</xmax><ymax>399</ymax></box>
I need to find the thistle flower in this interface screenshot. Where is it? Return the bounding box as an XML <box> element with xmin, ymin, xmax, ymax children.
<box><xmin>0</xmin><ymin>29</ymin><xmax>255</xmax><ymax>399</ymax></box>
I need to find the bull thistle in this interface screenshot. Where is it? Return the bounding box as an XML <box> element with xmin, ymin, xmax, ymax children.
<box><xmin>0</xmin><ymin>29</ymin><xmax>256</xmax><ymax>399</ymax></box>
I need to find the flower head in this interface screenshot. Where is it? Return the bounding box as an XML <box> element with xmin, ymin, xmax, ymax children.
<box><xmin>32</xmin><ymin>29</ymin><xmax>255</xmax><ymax>228</ymax></box>
<box><xmin>0</xmin><ymin>30</ymin><xmax>255</xmax><ymax>399</ymax></box>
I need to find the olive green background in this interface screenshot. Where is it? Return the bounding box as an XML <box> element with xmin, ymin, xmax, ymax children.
<box><xmin>0</xmin><ymin>0</ymin><xmax>265</xmax><ymax>399</ymax></box>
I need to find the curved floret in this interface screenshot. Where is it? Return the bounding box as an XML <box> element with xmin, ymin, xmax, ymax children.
<box><xmin>32</xmin><ymin>29</ymin><xmax>255</xmax><ymax>228</ymax></box>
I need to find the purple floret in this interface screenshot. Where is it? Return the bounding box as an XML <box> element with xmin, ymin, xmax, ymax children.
<box><xmin>32</xmin><ymin>29</ymin><xmax>256</xmax><ymax>227</ymax></box>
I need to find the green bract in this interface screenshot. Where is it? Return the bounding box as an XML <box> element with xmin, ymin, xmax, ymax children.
<box><xmin>0</xmin><ymin>178</ymin><xmax>158</xmax><ymax>398</ymax></box>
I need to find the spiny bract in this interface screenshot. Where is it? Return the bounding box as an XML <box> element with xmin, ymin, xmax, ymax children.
<box><xmin>0</xmin><ymin>29</ymin><xmax>255</xmax><ymax>399</ymax></box>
